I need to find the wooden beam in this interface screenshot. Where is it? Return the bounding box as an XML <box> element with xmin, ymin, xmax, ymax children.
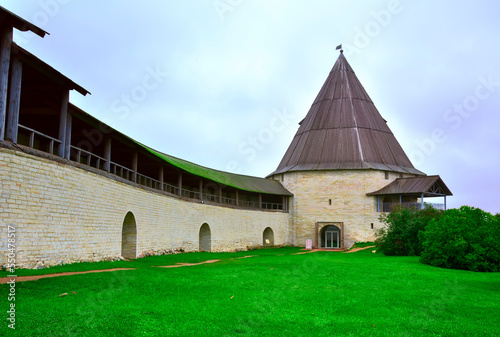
<box><xmin>0</xmin><ymin>26</ymin><xmax>12</xmax><ymax>140</ymax></box>
<box><xmin>64</xmin><ymin>112</ymin><xmax>72</xmax><ymax>158</ymax></box>
<box><xmin>159</xmin><ymin>165</ymin><xmax>164</xmax><ymax>191</ymax></box>
<box><xmin>258</xmin><ymin>193</ymin><xmax>262</xmax><ymax>209</ymax></box>
<box><xmin>236</xmin><ymin>190</ymin><xmax>239</xmax><ymax>206</ymax></box>
<box><xmin>178</xmin><ymin>173</ymin><xmax>182</xmax><ymax>196</ymax></box>
<box><xmin>132</xmin><ymin>151</ymin><xmax>138</xmax><ymax>183</ymax></box>
<box><xmin>218</xmin><ymin>185</ymin><xmax>222</xmax><ymax>203</ymax></box>
<box><xmin>57</xmin><ymin>91</ymin><xmax>69</xmax><ymax>157</ymax></box>
<box><xmin>103</xmin><ymin>136</ymin><xmax>111</xmax><ymax>172</ymax></box>
<box><xmin>5</xmin><ymin>57</ymin><xmax>22</xmax><ymax>142</ymax></box>
<box><xmin>199</xmin><ymin>180</ymin><xmax>203</xmax><ymax>201</ymax></box>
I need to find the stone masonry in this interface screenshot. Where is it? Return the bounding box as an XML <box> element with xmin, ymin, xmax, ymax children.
<box><xmin>278</xmin><ymin>170</ymin><xmax>415</xmax><ymax>248</ymax></box>
<box><xmin>0</xmin><ymin>148</ymin><xmax>289</xmax><ymax>268</ymax></box>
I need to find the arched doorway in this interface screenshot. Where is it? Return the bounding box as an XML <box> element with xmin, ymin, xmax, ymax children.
<box><xmin>263</xmin><ymin>227</ymin><xmax>274</xmax><ymax>246</ymax></box>
<box><xmin>199</xmin><ymin>223</ymin><xmax>211</xmax><ymax>252</ymax></box>
<box><xmin>320</xmin><ymin>225</ymin><xmax>341</xmax><ymax>249</ymax></box>
<box><xmin>121</xmin><ymin>212</ymin><xmax>137</xmax><ymax>259</ymax></box>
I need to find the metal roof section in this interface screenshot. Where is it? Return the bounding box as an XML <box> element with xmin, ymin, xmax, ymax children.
<box><xmin>141</xmin><ymin>145</ymin><xmax>294</xmax><ymax>196</ymax></box>
<box><xmin>269</xmin><ymin>51</ymin><xmax>424</xmax><ymax>177</ymax></box>
<box><xmin>139</xmin><ymin>144</ymin><xmax>293</xmax><ymax>196</ymax></box>
<box><xmin>12</xmin><ymin>43</ymin><xmax>90</xmax><ymax>96</ymax></box>
<box><xmin>367</xmin><ymin>175</ymin><xmax>453</xmax><ymax>197</ymax></box>
<box><xmin>0</xmin><ymin>6</ymin><xmax>49</xmax><ymax>37</ymax></box>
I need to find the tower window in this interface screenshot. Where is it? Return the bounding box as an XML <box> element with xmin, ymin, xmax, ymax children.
<box><xmin>329</xmin><ymin>199</ymin><xmax>332</xmax><ymax>205</ymax></box>
<box><xmin>385</xmin><ymin>171</ymin><xmax>389</xmax><ymax>180</ymax></box>
<box><xmin>371</xmin><ymin>223</ymin><xmax>374</xmax><ymax>229</ymax></box>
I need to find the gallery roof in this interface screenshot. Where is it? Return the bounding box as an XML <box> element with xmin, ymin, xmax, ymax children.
<box><xmin>367</xmin><ymin>175</ymin><xmax>453</xmax><ymax>197</ymax></box>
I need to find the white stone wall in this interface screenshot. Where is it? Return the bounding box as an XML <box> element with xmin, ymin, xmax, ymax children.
<box><xmin>0</xmin><ymin>148</ymin><xmax>290</xmax><ymax>268</ymax></box>
<box><xmin>278</xmin><ymin>170</ymin><xmax>411</xmax><ymax>248</ymax></box>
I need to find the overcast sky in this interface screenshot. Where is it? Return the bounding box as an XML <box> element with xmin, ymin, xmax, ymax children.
<box><xmin>3</xmin><ymin>1</ymin><xmax>500</xmax><ymax>213</ymax></box>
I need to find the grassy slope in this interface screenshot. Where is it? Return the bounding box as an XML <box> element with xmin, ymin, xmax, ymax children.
<box><xmin>1</xmin><ymin>247</ymin><xmax>499</xmax><ymax>337</ymax></box>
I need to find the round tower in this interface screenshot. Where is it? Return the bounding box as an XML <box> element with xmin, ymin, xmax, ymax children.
<box><xmin>268</xmin><ymin>51</ymin><xmax>426</xmax><ymax>249</ymax></box>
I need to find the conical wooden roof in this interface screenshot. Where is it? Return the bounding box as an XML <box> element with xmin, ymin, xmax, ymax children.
<box><xmin>269</xmin><ymin>52</ymin><xmax>424</xmax><ymax>176</ymax></box>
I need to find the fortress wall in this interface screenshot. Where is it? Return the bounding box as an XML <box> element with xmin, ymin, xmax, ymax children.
<box><xmin>281</xmin><ymin>170</ymin><xmax>408</xmax><ymax>248</ymax></box>
<box><xmin>0</xmin><ymin>147</ymin><xmax>289</xmax><ymax>268</ymax></box>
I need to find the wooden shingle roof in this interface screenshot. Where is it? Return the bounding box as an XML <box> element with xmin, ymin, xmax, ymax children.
<box><xmin>269</xmin><ymin>52</ymin><xmax>424</xmax><ymax>176</ymax></box>
<box><xmin>0</xmin><ymin>6</ymin><xmax>48</xmax><ymax>37</ymax></box>
<box><xmin>367</xmin><ymin>176</ymin><xmax>452</xmax><ymax>197</ymax></box>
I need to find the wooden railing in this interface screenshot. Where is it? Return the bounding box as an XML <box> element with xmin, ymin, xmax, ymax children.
<box><xmin>18</xmin><ymin>124</ymin><xmax>61</xmax><ymax>155</ymax></box>
<box><xmin>110</xmin><ymin>162</ymin><xmax>134</xmax><ymax>181</ymax></box>
<box><xmin>162</xmin><ymin>182</ymin><xmax>179</xmax><ymax>195</ymax></box>
<box><xmin>70</xmin><ymin>145</ymin><xmax>106</xmax><ymax>170</ymax></box>
<box><xmin>382</xmin><ymin>202</ymin><xmax>444</xmax><ymax>212</ymax></box>
<box><xmin>262</xmin><ymin>202</ymin><xmax>284</xmax><ymax>210</ymax></box>
<box><xmin>137</xmin><ymin>172</ymin><xmax>161</xmax><ymax>189</ymax></box>
<box><xmin>14</xmin><ymin>125</ymin><xmax>286</xmax><ymax>212</ymax></box>
<box><xmin>238</xmin><ymin>200</ymin><xmax>260</xmax><ymax>208</ymax></box>
<box><xmin>181</xmin><ymin>189</ymin><xmax>201</xmax><ymax>200</ymax></box>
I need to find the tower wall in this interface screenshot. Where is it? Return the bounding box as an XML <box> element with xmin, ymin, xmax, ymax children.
<box><xmin>278</xmin><ymin>170</ymin><xmax>409</xmax><ymax>248</ymax></box>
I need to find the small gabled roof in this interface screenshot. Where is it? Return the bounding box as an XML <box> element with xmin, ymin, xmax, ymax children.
<box><xmin>12</xmin><ymin>43</ymin><xmax>90</xmax><ymax>96</ymax></box>
<box><xmin>367</xmin><ymin>175</ymin><xmax>453</xmax><ymax>197</ymax></box>
<box><xmin>0</xmin><ymin>6</ymin><xmax>49</xmax><ymax>37</ymax></box>
<box><xmin>269</xmin><ymin>52</ymin><xmax>424</xmax><ymax>177</ymax></box>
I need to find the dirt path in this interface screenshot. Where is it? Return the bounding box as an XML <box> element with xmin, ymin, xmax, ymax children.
<box><xmin>0</xmin><ymin>249</ymin><xmax>376</xmax><ymax>284</ymax></box>
<box><xmin>343</xmin><ymin>245</ymin><xmax>376</xmax><ymax>253</ymax></box>
<box><xmin>154</xmin><ymin>259</ymin><xmax>221</xmax><ymax>268</ymax></box>
<box><xmin>0</xmin><ymin>268</ymin><xmax>136</xmax><ymax>284</ymax></box>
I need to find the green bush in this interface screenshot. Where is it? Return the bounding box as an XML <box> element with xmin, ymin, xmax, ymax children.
<box><xmin>420</xmin><ymin>206</ymin><xmax>500</xmax><ymax>272</ymax></box>
<box><xmin>375</xmin><ymin>205</ymin><xmax>443</xmax><ymax>256</ymax></box>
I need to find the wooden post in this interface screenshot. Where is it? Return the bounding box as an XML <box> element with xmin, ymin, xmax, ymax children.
<box><xmin>282</xmin><ymin>196</ymin><xmax>287</xmax><ymax>211</ymax></box>
<box><xmin>57</xmin><ymin>91</ymin><xmax>69</xmax><ymax>157</ymax></box>
<box><xmin>0</xmin><ymin>26</ymin><xmax>12</xmax><ymax>141</ymax></box>
<box><xmin>199</xmin><ymin>180</ymin><xmax>203</xmax><ymax>201</ymax></box>
<box><xmin>236</xmin><ymin>190</ymin><xmax>239</xmax><ymax>206</ymax></box>
<box><xmin>132</xmin><ymin>151</ymin><xmax>138</xmax><ymax>183</ymax></box>
<box><xmin>64</xmin><ymin>113</ymin><xmax>72</xmax><ymax>158</ymax></box>
<box><xmin>159</xmin><ymin>165</ymin><xmax>164</xmax><ymax>191</ymax></box>
<box><xmin>218</xmin><ymin>185</ymin><xmax>222</xmax><ymax>203</ymax></box>
<box><xmin>5</xmin><ymin>57</ymin><xmax>22</xmax><ymax>142</ymax></box>
<box><xmin>258</xmin><ymin>193</ymin><xmax>262</xmax><ymax>209</ymax></box>
<box><xmin>178</xmin><ymin>173</ymin><xmax>182</xmax><ymax>196</ymax></box>
<box><xmin>103</xmin><ymin>136</ymin><xmax>111</xmax><ymax>172</ymax></box>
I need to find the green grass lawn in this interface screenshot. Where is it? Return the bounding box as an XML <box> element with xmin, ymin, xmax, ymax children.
<box><xmin>1</xmin><ymin>246</ymin><xmax>499</xmax><ymax>337</ymax></box>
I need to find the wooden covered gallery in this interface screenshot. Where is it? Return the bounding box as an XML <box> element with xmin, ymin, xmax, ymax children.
<box><xmin>0</xmin><ymin>7</ymin><xmax>291</xmax><ymax>212</ymax></box>
<box><xmin>0</xmin><ymin>7</ymin><xmax>293</xmax><ymax>267</ymax></box>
